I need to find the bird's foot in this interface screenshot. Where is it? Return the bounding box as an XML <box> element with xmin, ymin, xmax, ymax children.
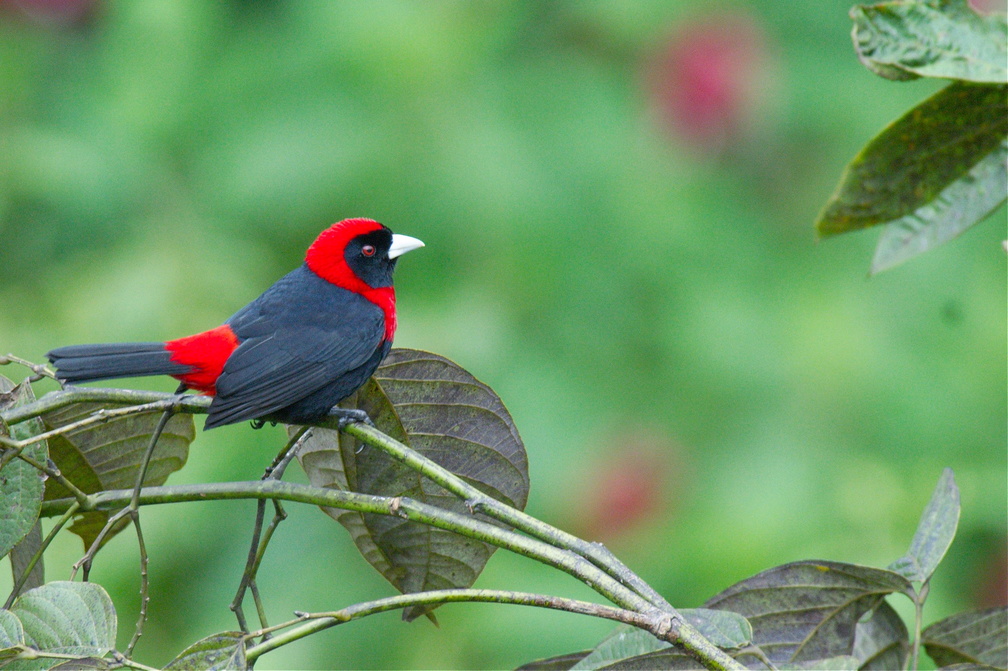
<box><xmin>250</xmin><ymin>419</ymin><xmax>278</xmax><ymax>430</ymax></box>
<box><xmin>326</xmin><ymin>407</ymin><xmax>375</xmax><ymax>430</ymax></box>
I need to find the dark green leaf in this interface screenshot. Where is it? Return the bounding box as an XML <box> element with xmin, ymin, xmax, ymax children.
<box><xmin>889</xmin><ymin>467</ymin><xmax>960</xmax><ymax>582</ymax></box>
<box><xmin>294</xmin><ymin>349</ymin><xmax>529</xmax><ymax>621</ymax></box>
<box><xmin>816</xmin><ymin>82</ymin><xmax>1007</xmax><ymax>260</ymax></box>
<box><xmin>9</xmin><ymin>520</ymin><xmax>45</xmax><ymax>599</ymax></box>
<box><xmin>41</xmin><ymin>402</ymin><xmax>194</xmax><ymax>549</ymax></box>
<box><xmin>163</xmin><ymin>632</ymin><xmax>247</xmax><ymax>671</ymax></box>
<box><xmin>703</xmin><ymin>560</ymin><xmax>913</xmax><ymax>665</ymax></box>
<box><xmin>870</xmin><ymin>138</ymin><xmax>1006</xmax><ymax>273</ymax></box>
<box><xmin>0</xmin><ymin>378</ymin><xmax>48</xmax><ymax>560</ymax></box>
<box><xmin>515</xmin><ymin>651</ymin><xmax>592</xmax><ymax>671</ymax></box>
<box><xmin>851</xmin><ymin>0</ymin><xmax>1007</xmax><ymax>83</ymax></box>
<box><xmin>922</xmin><ymin>606</ymin><xmax>1007</xmax><ymax>668</ymax></box>
<box><xmin>853</xmin><ymin>600</ymin><xmax>910</xmax><ymax>670</ymax></box>
<box><xmin>10</xmin><ymin>581</ymin><xmax>116</xmax><ymax>670</ymax></box>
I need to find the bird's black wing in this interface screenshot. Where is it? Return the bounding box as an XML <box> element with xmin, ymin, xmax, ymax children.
<box><xmin>206</xmin><ymin>266</ymin><xmax>386</xmax><ymax>427</ymax></box>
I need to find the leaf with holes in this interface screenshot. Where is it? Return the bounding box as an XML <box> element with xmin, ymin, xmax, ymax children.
<box><xmin>295</xmin><ymin>349</ymin><xmax>529</xmax><ymax>621</ymax></box>
<box><xmin>41</xmin><ymin>402</ymin><xmax>194</xmax><ymax>549</ymax></box>
<box><xmin>923</xmin><ymin>606</ymin><xmax>1007</xmax><ymax>669</ymax></box>
<box><xmin>703</xmin><ymin>560</ymin><xmax>913</xmax><ymax>666</ymax></box>
<box><xmin>9</xmin><ymin>581</ymin><xmax>116</xmax><ymax>669</ymax></box>
<box><xmin>0</xmin><ymin>377</ymin><xmax>48</xmax><ymax>560</ymax></box>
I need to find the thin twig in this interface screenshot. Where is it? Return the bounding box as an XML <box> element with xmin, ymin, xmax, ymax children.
<box><xmin>242</xmin><ymin>589</ymin><xmax>691</xmax><ymax>665</ymax></box>
<box><xmin>0</xmin><ymin>353</ymin><xmax>58</xmax><ymax>383</ymax></box>
<box><xmin>4</xmin><ymin>503</ymin><xmax>80</xmax><ymax>609</ymax></box>
<box><xmin>1</xmin><ymin>399</ymin><xmax>186</xmax><ymax>454</ymax></box>
<box><xmin>231</xmin><ymin>429</ymin><xmax>304</xmax><ymax>632</ymax></box>
<box><xmin>8</xmin><ymin>451</ymin><xmax>91</xmax><ymax>507</ymax></box>
<box><xmin>910</xmin><ymin>580</ymin><xmax>928</xmax><ymax>671</ymax></box>
<box><xmin>126</xmin><ymin>514</ymin><xmax>150</xmax><ymax>656</ymax></box>
<box><xmin>0</xmin><ymin>387</ymin><xmax>210</xmax><ymax>427</ymax></box>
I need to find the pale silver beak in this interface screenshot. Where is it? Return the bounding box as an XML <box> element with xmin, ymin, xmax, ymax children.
<box><xmin>388</xmin><ymin>234</ymin><xmax>425</xmax><ymax>259</ymax></box>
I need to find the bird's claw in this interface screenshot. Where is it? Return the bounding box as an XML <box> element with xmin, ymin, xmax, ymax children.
<box><xmin>328</xmin><ymin>407</ymin><xmax>375</xmax><ymax>430</ymax></box>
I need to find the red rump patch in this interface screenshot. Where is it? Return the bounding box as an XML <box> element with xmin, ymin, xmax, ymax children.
<box><xmin>305</xmin><ymin>218</ymin><xmax>398</xmax><ymax>341</ymax></box>
<box><xmin>165</xmin><ymin>325</ymin><xmax>240</xmax><ymax>394</ymax></box>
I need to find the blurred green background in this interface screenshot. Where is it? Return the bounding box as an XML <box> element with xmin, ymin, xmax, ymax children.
<box><xmin>1</xmin><ymin>1</ymin><xmax>1005</xmax><ymax>669</ymax></box>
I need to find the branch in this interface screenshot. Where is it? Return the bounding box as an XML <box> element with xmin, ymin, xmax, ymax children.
<box><xmin>343</xmin><ymin>422</ymin><xmax>674</xmax><ymax>611</ymax></box>
<box><xmin>245</xmin><ymin>589</ymin><xmax>682</xmax><ymax>664</ymax></box>
<box><xmin>41</xmin><ymin>480</ymin><xmax>649</xmax><ymax>611</ymax></box>
<box><xmin>15</xmin><ymin>388</ymin><xmax>741</xmax><ymax>671</ymax></box>
<box><xmin>41</xmin><ymin>480</ymin><xmax>742</xmax><ymax>671</ymax></box>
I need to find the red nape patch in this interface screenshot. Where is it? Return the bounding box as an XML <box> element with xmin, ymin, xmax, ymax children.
<box><xmin>165</xmin><ymin>325</ymin><xmax>240</xmax><ymax>394</ymax></box>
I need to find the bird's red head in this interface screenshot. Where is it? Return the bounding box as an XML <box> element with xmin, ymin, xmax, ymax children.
<box><xmin>305</xmin><ymin>218</ymin><xmax>424</xmax><ymax>340</ymax></box>
<box><xmin>306</xmin><ymin>218</ymin><xmax>388</xmax><ymax>293</ymax></box>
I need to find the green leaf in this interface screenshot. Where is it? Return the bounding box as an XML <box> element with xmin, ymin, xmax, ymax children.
<box><xmin>870</xmin><ymin>138</ymin><xmax>1007</xmax><ymax>273</ymax></box>
<box><xmin>569</xmin><ymin>625</ymin><xmax>668</xmax><ymax>670</ymax></box>
<box><xmin>560</xmin><ymin>612</ymin><xmax>749</xmax><ymax>671</ymax></box>
<box><xmin>10</xmin><ymin>581</ymin><xmax>116</xmax><ymax>670</ymax></box>
<box><xmin>922</xmin><ymin>606</ymin><xmax>1007</xmax><ymax>668</ymax></box>
<box><xmin>888</xmin><ymin>467</ymin><xmax>960</xmax><ymax>582</ymax></box>
<box><xmin>853</xmin><ymin>601</ymin><xmax>910</xmax><ymax>670</ymax></box>
<box><xmin>40</xmin><ymin>402</ymin><xmax>194</xmax><ymax>549</ymax></box>
<box><xmin>0</xmin><ymin>378</ymin><xmax>48</xmax><ymax>560</ymax></box>
<box><xmin>817</xmin><ymin>82</ymin><xmax>1007</xmax><ymax>251</ymax></box>
<box><xmin>0</xmin><ymin>607</ymin><xmax>25</xmax><ymax>648</ymax></box>
<box><xmin>163</xmin><ymin>632</ymin><xmax>247</xmax><ymax>671</ymax></box>
<box><xmin>851</xmin><ymin>0</ymin><xmax>1008</xmax><ymax>83</ymax></box>
<box><xmin>9</xmin><ymin>521</ymin><xmax>45</xmax><ymax>599</ymax></box>
<box><xmin>515</xmin><ymin>651</ymin><xmax>592</xmax><ymax>671</ymax></box>
<box><xmin>294</xmin><ymin>349</ymin><xmax>529</xmax><ymax>621</ymax></box>
<box><xmin>703</xmin><ymin>560</ymin><xmax>913</xmax><ymax>666</ymax></box>
<box><xmin>680</xmin><ymin>609</ymin><xmax>752</xmax><ymax>649</ymax></box>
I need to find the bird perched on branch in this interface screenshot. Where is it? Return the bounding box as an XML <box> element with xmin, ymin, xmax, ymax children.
<box><xmin>47</xmin><ymin>218</ymin><xmax>424</xmax><ymax>429</ymax></box>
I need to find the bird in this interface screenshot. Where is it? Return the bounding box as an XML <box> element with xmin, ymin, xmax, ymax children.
<box><xmin>47</xmin><ymin>218</ymin><xmax>424</xmax><ymax>429</ymax></box>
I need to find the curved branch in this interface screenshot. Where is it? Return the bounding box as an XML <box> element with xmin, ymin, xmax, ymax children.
<box><xmin>245</xmin><ymin>589</ymin><xmax>676</xmax><ymax>664</ymax></box>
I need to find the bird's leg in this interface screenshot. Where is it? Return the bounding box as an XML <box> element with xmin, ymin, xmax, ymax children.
<box><xmin>326</xmin><ymin>406</ymin><xmax>375</xmax><ymax>429</ymax></box>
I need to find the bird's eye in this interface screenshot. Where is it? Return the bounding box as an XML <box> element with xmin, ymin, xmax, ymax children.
<box><xmin>361</xmin><ymin>245</ymin><xmax>376</xmax><ymax>257</ymax></box>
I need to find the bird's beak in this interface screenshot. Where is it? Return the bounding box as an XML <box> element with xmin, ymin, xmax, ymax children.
<box><xmin>388</xmin><ymin>234</ymin><xmax>425</xmax><ymax>259</ymax></box>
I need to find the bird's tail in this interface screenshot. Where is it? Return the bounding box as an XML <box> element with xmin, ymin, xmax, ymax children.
<box><xmin>47</xmin><ymin>342</ymin><xmax>191</xmax><ymax>384</ymax></box>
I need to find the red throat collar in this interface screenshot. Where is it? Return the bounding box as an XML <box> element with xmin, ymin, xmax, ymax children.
<box><xmin>305</xmin><ymin>218</ymin><xmax>397</xmax><ymax>341</ymax></box>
